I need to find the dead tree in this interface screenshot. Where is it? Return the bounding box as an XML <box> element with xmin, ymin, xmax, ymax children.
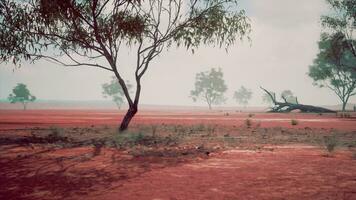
<box><xmin>260</xmin><ymin>87</ymin><xmax>336</xmax><ymax>113</ymax></box>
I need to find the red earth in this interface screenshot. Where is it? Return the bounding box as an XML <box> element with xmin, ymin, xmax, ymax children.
<box><xmin>0</xmin><ymin>109</ymin><xmax>356</xmax><ymax>200</ymax></box>
<box><xmin>0</xmin><ymin>109</ymin><xmax>355</xmax><ymax>130</ymax></box>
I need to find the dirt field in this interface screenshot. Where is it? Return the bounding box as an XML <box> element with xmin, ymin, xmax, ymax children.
<box><xmin>1</xmin><ymin>109</ymin><xmax>356</xmax><ymax>130</ymax></box>
<box><xmin>0</xmin><ymin>110</ymin><xmax>356</xmax><ymax>200</ymax></box>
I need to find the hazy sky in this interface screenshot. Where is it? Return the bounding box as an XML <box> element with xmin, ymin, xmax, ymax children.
<box><xmin>0</xmin><ymin>0</ymin><xmax>355</xmax><ymax>107</ymax></box>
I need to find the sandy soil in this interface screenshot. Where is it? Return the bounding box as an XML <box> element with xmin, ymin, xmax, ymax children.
<box><xmin>0</xmin><ymin>110</ymin><xmax>355</xmax><ymax>130</ymax></box>
<box><xmin>96</xmin><ymin>146</ymin><xmax>356</xmax><ymax>200</ymax></box>
<box><xmin>0</xmin><ymin>110</ymin><xmax>355</xmax><ymax>200</ymax></box>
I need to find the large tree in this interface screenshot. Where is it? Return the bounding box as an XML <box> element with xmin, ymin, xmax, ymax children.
<box><xmin>8</xmin><ymin>83</ymin><xmax>36</xmax><ymax>110</ymax></box>
<box><xmin>190</xmin><ymin>68</ymin><xmax>227</xmax><ymax>110</ymax></box>
<box><xmin>102</xmin><ymin>76</ymin><xmax>132</xmax><ymax>109</ymax></box>
<box><xmin>0</xmin><ymin>0</ymin><xmax>250</xmax><ymax>131</ymax></box>
<box><xmin>233</xmin><ymin>86</ymin><xmax>252</xmax><ymax>107</ymax></box>
<box><xmin>309</xmin><ymin>33</ymin><xmax>356</xmax><ymax>111</ymax></box>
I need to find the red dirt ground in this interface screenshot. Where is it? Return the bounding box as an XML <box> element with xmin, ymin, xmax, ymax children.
<box><xmin>1</xmin><ymin>110</ymin><xmax>356</xmax><ymax>200</ymax></box>
<box><xmin>95</xmin><ymin>146</ymin><xmax>356</xmax><ymax>200</ymax></box>
<box><xmin>0</xmin><ymin>109</ymin><xmax>356</xmax><ymax>130</ymax></box>
<box><xmin>1</xmin><ymin>145</ymin><xmax>355</xmax><ymax>200</ymax></box>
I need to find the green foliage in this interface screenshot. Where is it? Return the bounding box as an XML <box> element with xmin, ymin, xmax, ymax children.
<box><xmin>233</xmin><ymin>86</ymin><xmax>252</xmax><ymax>106</ymax></box>
<box><xmin>321</xmin><ymin>0</ymin><xmax>356</xmax><ymax>58</ymax></box>
<box><xmin>0</xmin><ymin>0</ymin><xmax>250</xmax><ymax>66</ymax></box>
<box><xmin>190</xmin><ymin>68</ymin><xmax>227</xmax><ymax>109</ymax></box>
<box><xmin>8</xmin><ymin>83</ymin><xmax>36</xmax><ymax>110</ymax></box>
<box><xmin>309</xmin><ymin>33</ymin><xmax>356</xmax><ymax>111</ymax></box>
<box><xmin>102</xmin><ymin>76</ymin><xmax>132</xmax><ymax>109</ymax></box>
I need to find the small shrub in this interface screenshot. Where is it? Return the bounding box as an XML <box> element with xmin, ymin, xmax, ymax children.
<box><xmin>323</xmin><ymin>134</ymin><xmax>338</xmax><ymax>153</ymax></box>
<box><xmin>47</xmin><ymin>126</ymin><xmax>67</xmax><ymax>142</ymax></box>
<box><xmin>291</xmin><ymin>119</ymin><xmax>298</xmax><ymax>126</ymax></box>
<box><xmin>245</xmin><ymin>119</ymin><xmax>252</xmax><ymax>128</ymax></box>
<box><xmin>206</xmin><ymin>124</ymin><xmax>216</xmax><ymax>134</ymax></box>
<box><xmin>115</xmin><ymin>132</ymin><xmax>146</xmax><ymax>147</ymax></box>
<box><xmin>151</xmin><ymin>125</ymin><xmax>158</xmax><ymax>137</ymax></box>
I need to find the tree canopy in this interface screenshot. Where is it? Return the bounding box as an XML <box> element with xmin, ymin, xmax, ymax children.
<box><xmin>309</xmin><ymin>33</ymin><xmax>356</xmax><ymax>111</ymax></box>
<box><xmin>190</xmin><ymin>67</ymin><xmax>227</xmax><ymax>110</ymax></box>
<box><xmin>321</xmin><ymin>0</ymin><xmax>356</xmax><ymax>60</ymax></box>
<box><xmin>0</xmin><ymin>0</ymin><xmax>250</xmax><ymax>131</ymax></box>
<box><xmin>8</xmin><ymin>83</ymin><xmax>36</xmax><ymax>110</ymax></box>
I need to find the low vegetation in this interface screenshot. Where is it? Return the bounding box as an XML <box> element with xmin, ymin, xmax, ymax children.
<box><xmin>4</xmin><ymin>123</ymin><xmax>355</xmax><ymax>158</ymax></box>
<box><xmin>291</xmin><ymin>119</ymin><xmax>299</xmax><ymax>126</ymax></box>
<box><xmin>323</xmin><ymin>134</ymin><xmax>338</xmax><ymax>154</ymax></box>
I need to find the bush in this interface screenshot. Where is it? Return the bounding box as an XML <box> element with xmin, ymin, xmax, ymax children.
<box><xmin>323</xmin><ymin>134</ymin><xmax>338</xmax><ymax>153</ymax></box>
<box><xmin>47</xmin><ymin>126</ymin><xmax>68</xmax><ymax>142</ymax></box>
<box><xmin>114</xmin><ymin>130</ymin><xmax>180</xmax><ymax>148</ymax></box>
<box><xmin>248</xmin><ymin>113</ymin><xmax>254</xmax><ymax>118</ymax></box>
<box><xmin>291</xmin><ymin>119</ymin><xmax>298</xmax><ymax>126</ymax></box>
<box><xmin>245</xmin><ymin>119</ymin><xmax>252</xmax><ymax>128</ymax></box>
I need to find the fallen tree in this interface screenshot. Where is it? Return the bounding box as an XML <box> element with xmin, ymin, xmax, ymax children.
<box><xmin>260</xmin><ymin>87</ymin><xmax>336</xmax><ymax>113</ymax></box>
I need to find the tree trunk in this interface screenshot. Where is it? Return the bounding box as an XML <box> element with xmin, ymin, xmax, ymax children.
<box><xmin>342</xmin><ymin>101</ymin><xmax>347</xmax><ymax>111</ymax></box>
<box><xmin>260</xmin><ymin>87</ymin><xmax>336</xmax><ymax>113</ymax></box>
<box><xmin>208</xmin><ymin>103</ymin><xmax>212</xmax><ymax>110</ymax></box>
<box><xmin>119</xmin><ymin>103</ymin><xmax>138</xmax><ymax>132</ymax></box>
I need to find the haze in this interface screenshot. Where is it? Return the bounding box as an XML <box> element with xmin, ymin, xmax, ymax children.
<box><xmin>0</xmin><ymin>0</ymin><xmax>354</xmax><ymax>107</ymax></box>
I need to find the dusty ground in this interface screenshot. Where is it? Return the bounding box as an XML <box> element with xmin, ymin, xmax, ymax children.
<box><xmin>0</xmin><ymin>110</ymin><xmax>356</xmax><ymax>200</ymax></box>
<box><xmin>1</xmin><ymin>110</ymin><xmax>356</xmax><ymax>130</ymax></box>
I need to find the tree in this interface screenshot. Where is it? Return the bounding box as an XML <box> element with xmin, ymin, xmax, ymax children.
<box><xmin>280</xmin><ymin>90</ymin><xmax>298</xmax><ymax>104</ymax></box>
<box><xmin>8</xmin><ymin>83</ymin><xmax>36</xmax><ymax>110</ymax></box>
<box><xmin>233</xmin><ymin>86</ymin><xmax>252</xmax><ymax>107</ymax></box>
<box><xmin>309</xmin><ymin>33</ymin><xmax>356</xmax><ymax>111</ymax></box>
<box><xmin>0</xmin><ymin>0</ymin><xmax>250</xmax><ymax>131</ymax></box>
<box><xmin>102</xmin><ymin>76</ymin><xmax>132</xmax><ymax>109</ymax></box>
<box><xmin>321</xmin><ymin>0</ymin><xmax>356</xmax><ymax>59</ymax></box>
<box><xmin>190</xmin><ymin>68</ymin><xmax>227</xmax><ymax>110</ymax></box>
<box><xmin>260</xmin><ymin>87</ymin><xmax>335</xmax><ymax>113</ymax></box>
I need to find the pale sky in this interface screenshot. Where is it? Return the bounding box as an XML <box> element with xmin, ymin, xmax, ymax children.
<box><xmin>0</xmin><ymin>0</ymin><xmax>355</xmax><ymax>107</ymax></box>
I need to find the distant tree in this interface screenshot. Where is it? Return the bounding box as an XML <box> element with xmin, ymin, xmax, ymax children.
<box><xmin>191</xmin><ymin>68</ymin><xmax>227</xmax><ymax>110</ymax></box>
<box><xmin>8</xmin><ymin>83</ymin><xmax>36</xmax><ymax>110</ymax></box>
<box><xmin>233</xmin><ymin>86</ymin><xmax>252</xmax><ymax>107</ymax></box>
<box><xmin>0</xmin><ymin>0</ymin><xmax>250</xmax><ymax>131</ymax></box>
<box><xmin>102</xmin><ymin>76</ymin><xmax>132</xmax><ymax>110</ymax></box>
<box><xmin>309</xmin><ymin>33</ymin><xmax>356</xmax><ymax>111</ymax></box>
<box><xmin>321</xmin><ymin>0</ymin><xmax>356</xmax><ymax>60</ymax></box>
<box><xmin>280</xmin><ymin>90</ymin><xmax>298</xmax><ymax>104</ymax></box>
